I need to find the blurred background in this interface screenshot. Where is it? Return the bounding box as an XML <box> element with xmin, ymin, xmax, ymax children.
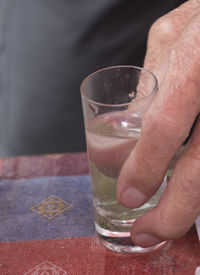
<box><xmin>0</xmin><ymin>0</ymin><xmax>185</xmax><ymax>157</ymax></box>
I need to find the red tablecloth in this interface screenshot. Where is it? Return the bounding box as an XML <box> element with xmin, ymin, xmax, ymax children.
<box><xmin>0</xmin><ymin>152</ymin><xmax>199</xmax><ymax>275</ymax></box>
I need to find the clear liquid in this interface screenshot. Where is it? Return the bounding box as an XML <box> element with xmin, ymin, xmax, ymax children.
<box><xmin>86</xmin><ymin>112</ymin><xmax>166</xmax><ymax>236</ymax></box>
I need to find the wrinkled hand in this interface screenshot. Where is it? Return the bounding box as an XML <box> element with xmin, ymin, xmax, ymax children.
<box><xmin>117</xmin><ymin>0</ymin><xmax>200</xmax><ymax>247</ymax></box>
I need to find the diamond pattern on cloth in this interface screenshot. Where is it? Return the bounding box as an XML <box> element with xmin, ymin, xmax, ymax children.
<box><xmin>0</xmin><ymin>175</ymin><xmax>95</xmax><ymax>241</ymax></box>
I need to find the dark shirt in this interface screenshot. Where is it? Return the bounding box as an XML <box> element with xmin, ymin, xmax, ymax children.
<box><xmin>0</xmin><ymin>0</ymin><xmax>185</xmax><ymax>156</ymax></box>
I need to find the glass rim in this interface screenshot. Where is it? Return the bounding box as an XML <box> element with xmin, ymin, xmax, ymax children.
<box><xmin>80</xmin><ymin>65</ymin><xmax>158</xmax><ymax>108</ymax></box>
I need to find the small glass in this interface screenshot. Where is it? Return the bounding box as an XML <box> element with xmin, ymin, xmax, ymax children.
<box><xmin>81</xmin><ymin>65</ymin><xmax>167</xmax><ymax>254</ymax></box>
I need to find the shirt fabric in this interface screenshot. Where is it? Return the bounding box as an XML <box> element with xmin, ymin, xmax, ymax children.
<box><xmin>0</xmin><ymin>0</ymin><xmax>185</xmax><ymax>156</ymax></box>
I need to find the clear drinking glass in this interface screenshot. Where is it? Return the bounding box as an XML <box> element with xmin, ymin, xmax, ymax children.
<box><xmin>81</xmin><ymin>66</ymin><xmax>167</xmax><ymax>254</ymax></box>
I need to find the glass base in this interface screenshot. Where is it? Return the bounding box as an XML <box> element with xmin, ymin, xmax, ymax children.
<box><xmin>96</xmin><ymin>224</ymin><xmax>167</xmax><ymax>254</ymax></box>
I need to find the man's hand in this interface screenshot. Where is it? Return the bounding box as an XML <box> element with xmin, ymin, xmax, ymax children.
<box><xmin>116</xmin><ymin>0</ymin><xmax>200</xmax><ymax>247</ymax></box>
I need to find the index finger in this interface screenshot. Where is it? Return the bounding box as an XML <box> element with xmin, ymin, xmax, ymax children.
<box><xmin>116</xmin><ymin>12</ymin><xmax>200</xmax><ymax>207</ymax></box>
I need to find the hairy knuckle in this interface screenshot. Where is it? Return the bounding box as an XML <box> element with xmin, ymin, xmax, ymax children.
<box><xmin>149</xmin><ymin>15</ymin><xmax>177</xmax><ymax>43</ymax></box>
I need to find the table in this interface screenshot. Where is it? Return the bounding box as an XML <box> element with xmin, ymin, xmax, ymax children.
<box><xmin>0</xmin><ymin>152</ymin><xmax>199</xmax><ymax>274</ymax></box>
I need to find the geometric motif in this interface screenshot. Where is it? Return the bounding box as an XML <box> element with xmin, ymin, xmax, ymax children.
<box><xmin>45</xmin><ymin>154</ymin><xmax>63</xmax><ymax>159</ymax></box>
<box><xmin>24</xmin><ymin>260</ymin><xmax>67</xmax><ymax>275</ymax></box>
<box><xmin>31</xmin><ymin>195</ymin><xmax>72</xmax><ymax>220</ymax></box>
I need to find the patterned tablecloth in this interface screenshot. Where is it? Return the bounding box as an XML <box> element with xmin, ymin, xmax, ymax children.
<box><xmin>0</xmin><ymin>152</ymin><xmax>199</xmax><ymax>275</ymax></box>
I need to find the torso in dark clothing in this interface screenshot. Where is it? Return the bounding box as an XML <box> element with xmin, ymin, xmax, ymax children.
<box><xmin>0</xmin><ymin>0</ymin><xmax>185</xmax><ymax>156</ymax></box>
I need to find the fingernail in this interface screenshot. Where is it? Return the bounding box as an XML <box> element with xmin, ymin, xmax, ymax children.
<box><xmin>121</xmin><ymin>187</ymin><xmax>146</xmax><ymax>208</ymax></box>
<box><xmin>135</xmin><ymin>233</ymin><xmax>162</xmax><ymax>247</ymax></box>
